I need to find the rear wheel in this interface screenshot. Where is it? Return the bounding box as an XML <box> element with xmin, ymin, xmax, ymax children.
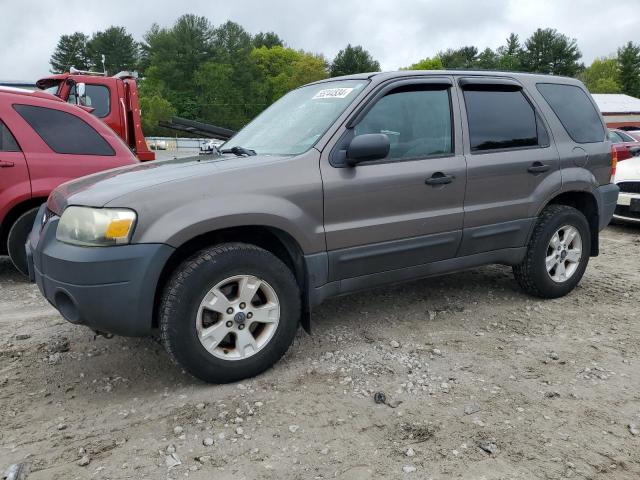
<box><xmin>159</xmin><ymin>243</ymin><xmax>300</xmax><ymax>383</ymax></box>
<box><xmin>513</xmin><ymin>205</ymin><xmax>591</xmax><ymax>298</ymax></box>
<box><xmin>7</xmin><ymin>207</ymin><xmax>38</xmax><ymax>276</ymax></box>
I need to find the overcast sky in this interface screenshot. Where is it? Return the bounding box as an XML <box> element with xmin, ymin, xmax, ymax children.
<box><xmin>1</xmin><ymin>0</ymin><xmax>638</xmax><ymax>80</ymax></box>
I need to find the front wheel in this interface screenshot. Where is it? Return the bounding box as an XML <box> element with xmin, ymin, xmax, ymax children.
<box><xmin>159</xmin><ymin>243</ymin><xmax>301</xmax><ymax>383</ymax></box>
<box><xmin>513</xmin><ymin>205</ymin><xmax>591</xmax><ymax>298</ymax></box>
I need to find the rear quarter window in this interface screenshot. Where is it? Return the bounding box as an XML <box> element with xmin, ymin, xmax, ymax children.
<box><xmin>0</xmin><ymin>120</ymin><xmax>21</xmax><ymax>152</ymax></box>
<box><xmin>536</xmin><ymin>83</ymin><xmax>605</xmax><ymax>143</ymax></box>
<box><xmin>13</xmin><ymin>104</ymin><xmax>115</xmax><ymax>156</ymax></box>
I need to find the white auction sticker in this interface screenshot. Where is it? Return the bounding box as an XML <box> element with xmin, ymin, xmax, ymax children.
<box><xmin>312</xmin><ymin>88</ymin><xmax>354</xmax><ymax>99</ymax></box>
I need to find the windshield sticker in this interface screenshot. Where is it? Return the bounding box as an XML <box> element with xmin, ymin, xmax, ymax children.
<box><xmin>313</xmin><ymin>88</ymin><xmax>354</xmax><ymax>99</ymax></box>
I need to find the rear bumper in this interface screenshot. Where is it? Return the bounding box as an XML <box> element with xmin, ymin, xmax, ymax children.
<box><xmin>596</xmin><ymin>183</ymin><xmax>620</xmax><ymax>230</ymax></box>
<box><xmin>28</xmin><ymin>205</ymin><xmax>174</xmax><ymax>336</ymax></box>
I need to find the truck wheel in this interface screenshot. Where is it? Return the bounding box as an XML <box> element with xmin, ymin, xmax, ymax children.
<box><xmin>513</xmin><ymin>205</ymin><xmax>591</xmax><ymax>298</ymax></box>
<box><xmin>159</xmin><ymin>243</ymin><xmax>301</xmax><ymax>383</ymax></box>
<box><xmin>7</xmin><ymin>207</ymin><xmax>38</xmax><ymax>276</ymax></box>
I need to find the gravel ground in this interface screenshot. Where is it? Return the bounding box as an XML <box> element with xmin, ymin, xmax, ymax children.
<box><xmin>1</xmin><ymin>224</ymin><xmax>639</xmax><ymax>480</ymax></box>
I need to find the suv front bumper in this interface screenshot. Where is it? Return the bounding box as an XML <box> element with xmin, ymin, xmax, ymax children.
<box><xmin>27</xmin><ymin>205</ymin><xmax>174</xmax><ymax>336</ymax></box>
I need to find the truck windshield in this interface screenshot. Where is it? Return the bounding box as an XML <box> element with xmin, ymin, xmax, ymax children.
<box><xmin>223</xmin><ymin>80</ymin><xmax>368</xmax><ymax>156</ymax></box>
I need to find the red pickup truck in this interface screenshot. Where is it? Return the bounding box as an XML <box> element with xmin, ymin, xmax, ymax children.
<box><xmin>0</xmin><ymin>87</ymin><xmax>138</xmax><ymax>274</ymax></box>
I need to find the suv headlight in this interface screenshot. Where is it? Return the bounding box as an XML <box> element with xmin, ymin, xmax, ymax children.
<box><xmin>57</xmin><ymin>206</ymin><xmax>137</xmax><ymax>247</ymax></box>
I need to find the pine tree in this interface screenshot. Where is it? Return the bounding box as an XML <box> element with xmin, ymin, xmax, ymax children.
<box><xmin>49</xmin><ymin>32</ymin><xmax>90</xmax><ymax>73</ymax></box>
<box><xmin>520</xmin><ymin>28</ymin><xmax>582</xmax><ymax>76</ymax></box>
<box><xmin>87</xmin><ymin>26</ymin><xmax>139</xmax><ymax>74</ymax></box>
<box><xmin>330</xmin><ymin>44</ymin><xmax>380</xmax><ymax>77</ymax></box>
<box><xmin>617</xmin><ymin>42</ymin><xmax>640</xmax><ymax>97</ymax></box>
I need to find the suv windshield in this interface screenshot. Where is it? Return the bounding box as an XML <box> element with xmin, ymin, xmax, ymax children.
<box><xmin>223</xmin><ymin>80</ymin><xmax>368</xmax><ymax>155</ymax></box>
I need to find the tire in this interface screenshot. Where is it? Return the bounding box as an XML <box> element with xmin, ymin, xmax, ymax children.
<box><xmin>160</xmin><ymin>242</ymin><xmax>301</xmax><ymax>383</ymax></box>
<box><xmin>513</xmin><ymin>205</ymin><xmax>591</xmax><ymax>299</ymax></box>
<box><xmin>7</xmin><ymin>207</ymin><xmax>38</xmax><ymax>277</ymax></box>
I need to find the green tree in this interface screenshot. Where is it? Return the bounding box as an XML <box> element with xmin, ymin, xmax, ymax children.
<box><xmin>139</xmin><ymin>94</ymin><xmax>176</xmax><ymax>136</ymax></box>
<box><xmin>437</xmin><ymin>46</ymin><xmax>478</xmax><ymax>69</ymax></box>
<box><xmin>476</xmin><ymin>47</ymin><xmax>499</xmax><ymax>70</ymax></box>
<box><xmin>497</xmin><ymin>33</ymin><xmax>522</xmax><ymax>71</ymax></box>
<box><xmin>87</xmin><ymin>26</ymin><xmax>139</xmax><ymax>74</ymax></box>
<box><xmin>253</xmin><ymin>31</ymin><xmax>284</xmax><ymax>49</ymax></box>
<box><xmin>251</xmin><ymin>46</ymin><xmax>328</xmax><ymax>102</ymax></box>
<box><xmin>194</xmin><ymin>62</ymin><xmax>246</xmax><ymax>130</ymax></box>
<box><xmin>212</xmin><ymin>21</ymin><xmax>253</xmax><ymax>62</ymax></box>
<box><xmin>579</xmin><ymin>57</ymin><xmax>621</xmax><ymax>93</ymax></box>
<box><xmin>330</xmin><ymin>44</ymin><xmax>380</xmax><ymax>77</ymax></box>
<box><xmin>617</xmin><ymin>42</ymin><xmax>640</xmax><ymax>97</ymax></box>
<box><xmin>520</xmin><ymin>28</ymin><xmax>582</xmax><ymax>76</ymax></box>
<box><xmin>49</xmin><ymin>32</ymin><xmax>90</xmax><ymax>73</ymax></box>
<box><xmin>141</xmin><ymin>15</ymin><xmax>214</xmax><ymax>118</ymax></box>
<box><xmin>402</xmin><ymin>56</ymin><xmax>443</xmax><ymax>70</ymax></box>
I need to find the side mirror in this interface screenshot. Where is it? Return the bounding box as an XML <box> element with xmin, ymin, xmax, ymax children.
<box><xmin>346</xmin><ymin>133</ymin><xmax>390</xmax><ymax>166</ymax></box>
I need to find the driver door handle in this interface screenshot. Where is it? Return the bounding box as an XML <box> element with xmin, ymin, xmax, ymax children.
<box><xmin>527</xmin><ymin>162</ymin><xmax>550</xmax><ymax>174</ymax></box>
<box><xmin>425</xmin><ymin>172</ymin><xmax>454</xmax><ymax>186</ymax></box>
<box><xmin>0</xmin><ymin>161</ymin><xmax>15</xmax><ymax>168</ymax></box>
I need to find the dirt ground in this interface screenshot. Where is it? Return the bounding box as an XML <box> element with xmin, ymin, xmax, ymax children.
<box><xmin>1</xmin><ymin>224</ymin><xmax>639</xmax><ymax>480</ymax></box>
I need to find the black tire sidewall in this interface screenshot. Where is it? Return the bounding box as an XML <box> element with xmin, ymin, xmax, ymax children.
<box><xmin>528</xmin><ymin>208</ymin><xmax>591</xmax><ymax>298</ymax></box>
<box><xmin>7</xmin><ymin>207</ymin><xmax>38</xmax><ymax>276</ymax></box>
<box><xmin>162</xmin><ymin>245</ymin><xmax>300</xmax><ymax>383</ymax></box>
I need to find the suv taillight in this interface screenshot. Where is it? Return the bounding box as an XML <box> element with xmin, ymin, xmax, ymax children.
<box><xmin>611</xmin><ymin>146</ymin><xmax>618</xmax><ymax>182</ymax></box>
<box><xmin>614</xmin><ymin>145</ymin><xmax>632</xmax><ymax>162</ymax></box>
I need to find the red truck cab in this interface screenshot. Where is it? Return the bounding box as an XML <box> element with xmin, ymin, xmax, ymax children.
<box><xmin>36</xmin><ymin>69</ymin><xmax>155</xmax><ymax>161</ymax></box>
<box><xmin>0</xmin><ymin>86</ymin><xmax>139</xmax><ymax>274</ymax></box>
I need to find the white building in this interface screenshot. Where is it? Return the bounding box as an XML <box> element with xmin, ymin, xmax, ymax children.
<box><xmin>591</xmin><ymin>93</ymin><xmax>640</xmax><ymax>129</ymax></box>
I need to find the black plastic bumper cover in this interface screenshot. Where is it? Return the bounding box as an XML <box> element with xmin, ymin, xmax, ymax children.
<box><xmin>28</xmin><ymin>205</ymin><xmax>174</xmax><ymax>336</ymax></box>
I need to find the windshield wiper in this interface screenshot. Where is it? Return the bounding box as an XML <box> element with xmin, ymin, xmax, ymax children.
<box><xmin>220</xmin><ymin>146</ymin><xmax>257</xmax><ymax>156</ymax></box>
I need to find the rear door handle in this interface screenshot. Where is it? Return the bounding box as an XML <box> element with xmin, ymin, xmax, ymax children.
<box><xmin>0</xmin><ymin>161</ymin><xmax>15</xmax><ymax>168</ymax></box>
<box><xmin>425</xmin><ymin>172</ymin><xmax>454</xmax><ymax>185</ymax></box>
<box><xmin>527</xmin><ymin>162</ymin><xmax>550</xmax><ymax>174</ymax></box>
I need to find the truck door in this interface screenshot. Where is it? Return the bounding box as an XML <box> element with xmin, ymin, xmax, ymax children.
<box><xmin>0</xmin><ymin>119</ymin><xmax>30</xmax><ymax>226</ymax></box>
<box><xmin>320</xmin><ymin>77</ymin><xmax>467</xmax><ymax>281</ymax></box>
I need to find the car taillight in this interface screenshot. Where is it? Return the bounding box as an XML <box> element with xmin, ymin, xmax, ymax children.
<box><xmin>611</xmin><ymin>146</ymin><xmax>618</xmax><ymax>182</ymax></box>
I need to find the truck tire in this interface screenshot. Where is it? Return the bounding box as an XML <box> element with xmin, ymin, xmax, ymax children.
<box><xmin>159</xmin><ymin>242</ymin><xmax>301</xmax><ymax>383</ymax></box>
<box><xmin>7</xmin><ymin>207</ymin><xmax>38</xmax><ymax>277</ymax></box>
<box><xmin>513</xmin><ymin>204</ymin><xmax>591</xmax><ymax>299</ymax></box>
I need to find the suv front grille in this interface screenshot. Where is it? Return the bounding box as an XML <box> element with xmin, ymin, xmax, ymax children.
<box><xmin>618</xmin><ymin>182</ymin><xmax>640</xmax><ymax>194</ymax></box>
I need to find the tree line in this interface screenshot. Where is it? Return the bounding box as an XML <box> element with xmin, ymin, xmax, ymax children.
<box><xmin>49</xmin><ymin>16</ymin><xmax>640</xmax><ymax>135</ymax></box>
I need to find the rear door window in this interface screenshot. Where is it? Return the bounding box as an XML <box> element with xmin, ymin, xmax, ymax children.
<box><xmin>536</xmin><ymin>83</ymin><xmax>605</xmax><ymax>143</ymax></box>
<box><xmin>13</xmin><ymin>104</ymin><xmax>114</xmax><ymax>156</ymax></box>
<box><xmin>463</xmin><ymin>88</ymin><xmax>542</xmax><ymax>151</ymax></box>
<box><xmin>0</xmin><ymin>120</ymin><xmax>20</xmax><ymax>152</ymax></box>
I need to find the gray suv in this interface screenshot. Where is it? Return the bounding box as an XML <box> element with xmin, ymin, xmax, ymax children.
<box><xmin>27</xmin><ymin>71</ymin><xmax>619</xmax><ymax>383</ymax></box>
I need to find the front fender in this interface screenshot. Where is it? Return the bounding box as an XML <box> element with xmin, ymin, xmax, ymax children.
<box><xmin>132</xmin><ymin>193</ymin><xmax>325</xmax><ymax>254</ymax></box>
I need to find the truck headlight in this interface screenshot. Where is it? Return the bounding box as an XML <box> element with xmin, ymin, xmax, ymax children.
<box><xmin>57</xmin><ymin>206</ymin><xmax>137</xmax><ymax>246</ymax></box>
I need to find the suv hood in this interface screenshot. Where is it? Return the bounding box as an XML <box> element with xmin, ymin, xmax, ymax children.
<box><xmin>48</xmin><ymin>154</ymin><xmax>288</xmax><ymax>213</ymax></box>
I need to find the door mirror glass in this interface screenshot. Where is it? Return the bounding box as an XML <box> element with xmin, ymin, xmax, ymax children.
<box><xmin>76</xmin><ymin>82</ymin><xmax>86</xmax><ymax>100</ymax></box>
<box><xmin>346</xmin><ymin>133</ymin><xmax>390</xmax><ymax>166</ymax></box>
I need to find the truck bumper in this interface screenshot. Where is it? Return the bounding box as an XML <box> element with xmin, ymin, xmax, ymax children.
<box><xmin>28</xmin><ymin>205</ymin><xmax>174</xmax><ymax>337</ymax></box>
<box><xmin>596</xmin><ymin>183</ymin><xmax>619</xmax><ymax>230</ymax></box>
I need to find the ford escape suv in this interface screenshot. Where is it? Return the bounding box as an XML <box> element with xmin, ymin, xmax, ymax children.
<box><xmin>28</xmin><ymin>71</ymin><xmax>619</xmax><ymax>383</ymax></box>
